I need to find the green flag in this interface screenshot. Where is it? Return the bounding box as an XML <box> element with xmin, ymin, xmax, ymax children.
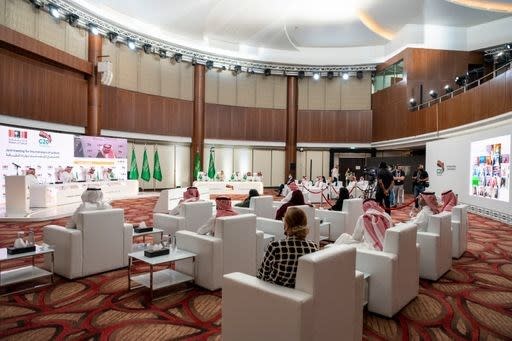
<box><xmin>153</xmin><ymin>148</ymin><xmax>162</xmax><ymax>181</ymax></box>
<box><xmin>207</xmin><ymin>147</ymin><xmax>216</xmax><ymax>179</ymax></box>
<box><xmin>193</xmin><ymin>152</ymin><xmax>201</xmax><ymax>181</ymax></box>
<box><xmin>141</xmin><ymin>148</ymin><xmax>151</xmax><ymax>181</ymax></box>
<box><xmin>128</xmin><ymin>148</ymin><xmax>139</xmax><ymax>180</ymax></box>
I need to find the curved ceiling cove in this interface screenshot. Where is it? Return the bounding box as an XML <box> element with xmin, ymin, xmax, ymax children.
<box><xmin>57</xmin><ymin>0</ymin><xmax>511</xmax><ymax>69</ymax></box>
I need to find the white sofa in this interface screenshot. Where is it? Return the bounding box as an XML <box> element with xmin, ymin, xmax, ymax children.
<box><xmin>451</xmin><ymin>204</ymin><xmax>468</xmax><ymax>259</ymax></box>
<box><xmin>222</xmin><ymin>245</ymin><xmax>363</xmax><ymax>341</ymax></box>
<box><xmin>342</xmin><ymin>198</ymin><xmax>363</xmax><ymax>235</ymax></box>
<box><xmin>43</xmin><ymin>209</ymin><xmax>132</xmax><ymax>279</ymax></box>
<box><xmin>233</xmin><ymin>195</ymin><xmax>277</xmax><ymax>219</ymax></box>
<box><xmin>352</xmin><ymin>222</ymin><xmax>420</xmax><ymax>317</ymax></box>
<box><xmin>175</xmin><ymin>214</ymin><xmax>262</xmax><ymax>291</ymax></box>
<box><xmin>418</xmin><ymin>211</ymin><xmax>453</xmax><ymax>281</ymax></box>
<box><xmin>153</xmin><ymin>201</ymin><xmax>213</xmax><ymax>236</ymax></box>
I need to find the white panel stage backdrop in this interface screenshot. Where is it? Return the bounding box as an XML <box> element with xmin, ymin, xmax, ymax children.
<box><xmin>426</xmin><ymin>120</ymin><xmax>511</xmax><ymax>217</ymax></box>
<box><xmin>0</xmin><ymin>125</ymin><xmax>127</xmax><ymax>202</ymax></box>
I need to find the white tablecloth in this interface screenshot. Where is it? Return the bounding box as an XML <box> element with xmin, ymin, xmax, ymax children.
<box><xmin>192</xmin><ymin>181</ymin><xmax>264</xmax><ymax>195</ymax></box>
<box><xmin>29</xmin><ymin>180</ymin><xmax>139</xmax><ymax>208</ymax></box>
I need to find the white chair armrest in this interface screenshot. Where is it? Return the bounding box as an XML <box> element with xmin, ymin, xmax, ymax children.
<box><xmin>417</xmin><ymin>232</ymin><xmax>441</xmax><ymax>280</ymax></box>
<box><xmin>256</xmin><ymin>230</ymin><xmax>264</xmax><ymax>272</ymax></box>
<box><xmin>43</xmin><ymin>225</ymin><xmax>83</xmax><ymax>279</ymax></box>
<box><xmin>153</xmin><ymin>213</ymin><xmax>184</xmax><ymax>236</ymax></box>
<box><xmin>123</xmin><ymin>223</ymin><xmax>133</xmax><ymax>266</ymax></box>
<box><xmin>233</xmin><ymin>207</ymin><xmax>254</xmax><ymax>215</ymax></box>
<box><xmin>256</xmin><ymin>217</ymin><xmax>285</xmax><ymax>239</ymax></box>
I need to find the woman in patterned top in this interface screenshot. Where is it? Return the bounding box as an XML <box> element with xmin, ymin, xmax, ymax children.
<box><xmin>258</xmin><ymin>207</ymin><xmax>319</xmax><ymax>288</ymax></box>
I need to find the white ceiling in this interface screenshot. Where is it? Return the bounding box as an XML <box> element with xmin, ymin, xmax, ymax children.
<box><xmin>69</xmin><ymin>0</ymin><xmax>512</xmax><ymax>64</ymax></box>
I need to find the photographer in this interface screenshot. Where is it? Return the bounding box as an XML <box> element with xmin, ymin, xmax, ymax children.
<box><xmin>376</xmin><ymin>162</ymin><xmax>393</xmax><ymax>215</ymax></box>
<box><xmin>412</xmin><ymin>164</ymin><xmax>429</xmax><ymax>209</ymax></box>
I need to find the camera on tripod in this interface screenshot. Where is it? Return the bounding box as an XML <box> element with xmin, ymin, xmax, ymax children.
<box><xmin>362</xmin><ymin>167</ymin><xmax>377</xmax><ymax>184</ymax></box>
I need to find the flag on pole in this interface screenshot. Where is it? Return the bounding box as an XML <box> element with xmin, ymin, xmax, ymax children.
<box><xmin>141</xmin><ymin>148</ymin><xmax>151</xmax><ymax>181</ymax></box>
<box><xmin>207</xmin><ymin>147</ymin><xmax>216</xmax><ymax>179</ymax></box>
<box><xmin>153</xmin><ymin>147</ymin><xmax>162</xmax><ymax>181</ymax></box>
<box><xmin>193</xmin><ymin>152</ymin><xmax>201</xmax><ymax>180</ymax></box>
<box><xmin>128</xmin><ymin>148</ymin><xmax>139</xmax><ymax>180</ymax></box>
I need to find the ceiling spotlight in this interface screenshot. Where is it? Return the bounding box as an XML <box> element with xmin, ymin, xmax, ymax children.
<box><xmin>233</xmin><ymin>65</ymin><xmax>242</xmax><ymax>74</ymax></box>
<box><xmin>159</xmin><ymin>49</ymin><xmax>167</xmax><ymax>59</ymax></box>
<box><xmin>29</xmin><ymin>0</ymin><xmax>43</xmax><ymax>9</ymax></box>
<box><xmin>298</xmin><ymin>71</ymin><xmax>305</xmax><ymax>79</ymax></box>
<box><xmin>67</xmin><ymin>14</ymin><xmax>79</xmax><ymax>27</ymax></box>
<box><xmin>107</xmin><ymin>32</ymin><xmax>118</xmax><ymax>43</ymax></box>
<box><xmin>313</xmin><ymin>72</ymin><xmax>320</xmax><ymax>80</ymax></box>
<box><xmin>205</xmin><ymin>60</ymin><xmax>214</xmax><ymax>70</ymax></box>
<box><xmin>142</xmin><ymin>44</ymin><xmax>152</xmax><ymax>54</ymax></box>
<box><xmin>264</xmin><ymin>68</ymin><xmax>271</xmax><ymax>76</ymax></box>
<box><xmin>127</xmin><ymin>39</ymin><xmax>136</xmax><ymax>50</ymax></box>
<box><xmin>444</xmin><ymin>84</ymin><xmax>453</xmax><ymax>93</ymax></box>
<box><xmin>342</xmin><ymin>73</ymin><xmax>349</xmax><ymax>80</ymax></box>
<box><xmin>429</xmin><ymin>90</ymin><xmax>438</xmax><ymax>99</ymax></box>
<box><xmin>507</xmin><ymin>43</ymin><xmax>511</xmax><ymax>49</ymax></box>
<box><xmin>173</xmin><ymin>53</ymin><xmax>182</xmax><ymax>63</ymax></box>
<box><xmin>49</xmin><ymin>5</ymin><xmax>60</xmax><ymax>19</ymax></box>
<box><xmin>356</xmin><ymin>71</ymin><xmax>363</xmax><ymax>79</ymax></box>
<box><xmin>191</xmin><ymin>58</ymin><xmax>197</xmax><ymax>66</ymax></box>
<box><xmin>221</xmin><ymin>65</ymin><xmax>226</xmax><ymax>71</ymax></box>
<box><xmin>497</xmin><ymin>51</ymin><xmax>504</xmax><ymax>57</ymax></box>
<box><xmin>88</xmin><ymin>24</ymin><xmax>99</xmax><ymax>36</ymax></box>
<box><xmin>326</xmin><ymin>71</ymin><xmax>334</xmax><ymax>80</ymax></box>
<box><xmin>455</xmin><ymin>75</ymin><xmax>466</xmax><ymax>86</ymax></box>
<box><xmin>409</xmin><ymin>98</ymin><xmax>417</xmax><ymax>107</ymax></box>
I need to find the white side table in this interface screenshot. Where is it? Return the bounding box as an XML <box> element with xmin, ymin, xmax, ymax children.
<box><xmin>0</xmin><ymin>245</ymin><xmax>54</xmax><ymax>295</ymax></box>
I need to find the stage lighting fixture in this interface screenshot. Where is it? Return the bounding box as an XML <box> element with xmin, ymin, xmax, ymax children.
<box><xmin>444</xmin><ymin>84</ymin><xmax>453</xmax><ymax>93</ymax></box>
<box><xmin>88</xmin><ymin>24</ymin><xmax>99</xmax><ymax>36</ymax></box>
<box><xmin>507</xmin><ymin>43</ymin><xmax>511</xmax><ymax>49</ymax></box>
<box><xmin>221</xmin><ymin>65</ymin><xmax>227</xmax><ymax>71</ymax></box>
<box><xmin>142</xmin><ymin>44</ymin><xmax>152</xmax><ymax>54</ymax></box>
<box><xmin>233</xmin><ymin>65</ymin><xmax>242</xmax><ymax>74</ymax></box>
<box><xmin>497</xmin><ymin>51</ymin><xmax>504</xmax><ymax>57</ymax></box>
<box><xmin>313</xmin><ymin>72</ymin><xmax>320</xmax><ymax>80</ymax></box>
<box><xmin>356</xmin><ymin>71</ymin><xmax>363</xmax><ymax>79</ymax></box>
<box><xmin>327</xmin><ymin>71</ymin><xmax>334</xmax><ymax>79</ymax></box>
<box><xmin>455</xmin><ymin>75</ymin><xmax>466</xmax><ymax>86</ymax></box>
<box><xmin>107</xmin><ymin>32</ymin><xmax>118</xmax><ymax>43</ymax></box>
<box><xmin>67</xmin><ymin>14</ymin><xmax>79</xmax><ymax>27</ymax></box>
<box><xmin>205</xmin><ymin>60</ymin><xmax>214</xmax><ymax>69</ymax></box>
<box><xmin>298</xmin><ymin>71</ymin><xmax>305</xmax><ymax>79</ymax></box>
<box><xmin>264</xmin><ymin>68</ymin><xmax>271</xmax><ymax>76</ymax></box>
<box><xmin>29</xmin><ymin>0</ymin><xmax>43</xmax><ymax>9</ymax></box>
<box><xmin>159</xmin><ymin>49</ymin><xmax>167</xmax><ymax>59</ymax></box>
<box><xmin>49</xmin><ymin>5</ymin><xmax>60</xmax><ymax>19</ymax></box>
<box><xmin>429</xmin><ymin>90</ymin><xmax>438</xmax><ymax>99</ymax></box>
<box><xmin>409</xmin><ymin>98</ymin><xmax>417</xmax><ymax>107</ymax></box>
<box><xmin>127</xmin><ymin>40</ymin><xmax>136</xmax><ymax>50</ymax></box>
<box><xmin>191</xmin><ymin>58</ymin><xmax>197</xmax><ymax>66</ymax></box>
<box><xmin>342</xmin><ymin>73</ymin><xmax>349</xmax><ymax>80</ymax></box>
<box><xmin>173</xmin><ymin>53</ymin><xmax>182</xmax><ymax>63</ymax></box>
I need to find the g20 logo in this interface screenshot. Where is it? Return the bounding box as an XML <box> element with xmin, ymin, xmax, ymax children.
<box><xmin>39</xmin><ymin>138</ymin><xmax>50</xmax><ymax>145</ymax></box>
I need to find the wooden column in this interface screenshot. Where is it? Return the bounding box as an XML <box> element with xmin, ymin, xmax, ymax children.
<box><xmin>190</xmin><ymin>64</ymin><xmax>206</xmax><ymax>183</ymax></box>
<box><xmin>86</xmin><ymin>33</ymin><xmax>102</xmax><ymax>136</ymax></box>
<box><xmin>285</xmin><ymin>76</ymin><xmax>298</xmax><ymax>179</ymax></box>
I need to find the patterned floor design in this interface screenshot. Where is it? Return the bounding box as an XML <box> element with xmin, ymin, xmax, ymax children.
<box><xmin>0</xmin><ymin>194</ymin><xmax>511</xmax><ymax>340</ymax></box>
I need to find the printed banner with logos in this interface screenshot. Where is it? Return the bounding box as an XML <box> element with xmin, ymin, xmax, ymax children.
<box><xmin>0</xmin><ymin>125</ymin><xmax>128</xmax><ymax>202</ymax></box>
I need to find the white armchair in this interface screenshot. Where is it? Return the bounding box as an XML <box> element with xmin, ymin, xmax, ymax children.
<box><xmin>316</xmin><ymin>209</ymin><xmax>346</xmax><ymax>241</ymax></box>
<box><xmin>222</xmin><ymin>245</ymin><xmax>362</xmax><ymax>341</ymax></box>
<box><xmin>175</xmin><ymin>214</ymin><xmax>261</xmax><ymax>291</ymax></box>
<box><xmin>233</xmin><ymin>195</ymin><xmax>277</xmax><ymax>219</ymax></box>
<box><xmin>43</xmin><ymin>209</ymin><xmax>132</xmax><ymax>279</ymax></box>
<box><xmin>342</xmin><ymin>198</ymin><xmax>363</xmax><ymax>235</ymax></box>
<box><xmin>354</xmin><ymin>222</ymin><xmax>420</xmax><ymax>317</ymax></box>
<box><xmin>417</xmin><ymin>211</ymin><xmax>453</xmax><ymax>280</ymax></box>
<box><xmin>451</xmin><ymin>204</ymin><xmax>468</xmax><ymax>259</ymax></box>
<box><xmin>153</xmin><ymin>201</ymin><xmax>213</xmax><ymax>236</ymax></box>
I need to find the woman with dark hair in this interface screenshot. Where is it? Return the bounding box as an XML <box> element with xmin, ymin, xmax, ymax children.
<box><xmin>258</xmin><ymin>207</ymin><xmax>318</xmax><ymax>288</ymax></box>
<box><xmin>275</xmin><ymin>190</ymin><xmax>307</xmax><ymax>221</ymax></box>
<box><xmin>330</xmin><ymin>187</ymin><xmax>350</xmax><ymax>211</ymax></box>
<box><xmin>235</xmin><ymin>189</ymin><xmax>260</xmax><ymax>208</ymax></box>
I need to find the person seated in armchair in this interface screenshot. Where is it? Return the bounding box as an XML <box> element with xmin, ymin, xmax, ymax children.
<box><xmin>334</xmin><ymin>199</ymin><xmax>393</xmax><ymax>251</ymax></box>
<box><xmin>235</xmin><ymin>189</ymin><xmax>260</xmax><ymax>208</ymax></box>
<box><xmin>169</xmin><ymin>187</ymin><xmax>201</xmax><ymax>216</ymax></box>
<box><xmin>66</xmin><ymin>188</ymin><xmax>112</xmax><ymax>229</ymax></box>
<box><xmin>410</xmin><ymin>192</ymin><xmax>439</xmax><ymax>231</ymax></box>
<box><xmin>440</xmin><ymin>190</ymin><xmax>457</xmax><ymax>212</ymax></box>
<box><xmin>197</xmin><ymin>196</ymin><xmax>238</xmax><ymax>235</ymax></box>
<box><xmin>275</xmin><ymin>190</ymin><xmax>310</xmax><ymax>221</ymax></box>
<box><xmin>257</xmin><ymin>207</ymin><xmax>319</xmax><ymax>288</ymax></box>
<box><xmin>329</xmin><ymin>187</ymin><xmax>350</xmax><ymax>211</ymax></box>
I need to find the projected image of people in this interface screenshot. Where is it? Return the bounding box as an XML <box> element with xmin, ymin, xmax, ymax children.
<box><xmin>470</xmin><ymin>135</ymin><xmax>510</xmax><ymax>202</ymax></box>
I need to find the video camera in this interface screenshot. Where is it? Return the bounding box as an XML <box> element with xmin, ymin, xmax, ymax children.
<box><xmin>362</xmin><ymin>167</ymin><xmax>377</xmax><ymax>183</ymax></box>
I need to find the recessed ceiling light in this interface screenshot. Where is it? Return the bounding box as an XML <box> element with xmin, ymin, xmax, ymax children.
<box><xmin>313</xmin><ymin>72</ymin><xmax>320</xmax><ymax>80</ymax></box>
<box><xmin>342</xmin><ymin>73</ymin><xmax>349</xmax><ymax>80</ymax></box>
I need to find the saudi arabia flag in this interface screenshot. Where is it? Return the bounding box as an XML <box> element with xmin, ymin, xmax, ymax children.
<box><xmin>153</xmin><ymin>148</ymin><xmax>162</xmax><ymax>181</ymax></box>
<box><xmin>207</xmin><ymin>147</ymin><xmax>216</xmax><ymax>179</ymax></box>
<box><xmin>141</xmin><ymin>148</ymin><xmax>151</xmax><ymax>181</ymax></box>
<box><xmin>128</xmin><ymin>148</ymin><xmax>139</xmax><ymax>180</ymax></box>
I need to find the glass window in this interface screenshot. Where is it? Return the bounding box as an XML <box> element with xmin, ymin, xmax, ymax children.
<box><xmin>372</xmin><ymin>59</ymin><xmax>404</xmax><ymax>93</ymax></box>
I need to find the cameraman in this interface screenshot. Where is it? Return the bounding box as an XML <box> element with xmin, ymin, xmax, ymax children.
<box><xmin>412</xmin><ymin>164</ymin><xmax>429</xmax><ymax>208</ymax></box>
<box><xmin>376</xmin><ymin>162</ymin><xmax>393</xmax><ymax>215</ymax></box>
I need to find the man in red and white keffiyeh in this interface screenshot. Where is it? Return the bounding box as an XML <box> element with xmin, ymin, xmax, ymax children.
<box><xmin>440</xmin><ymin>190</ymin><xmax>457</xmax><ymax>212</ymax></box>
<box><xmin>169</xmin><ymin>187</ymin><xmax>201</xmax><ymax>215</ymax></box>
<box><xmin>196</xmin><ymin>196</ymin><xmax>238</xmax><ymax>235</ymax></box>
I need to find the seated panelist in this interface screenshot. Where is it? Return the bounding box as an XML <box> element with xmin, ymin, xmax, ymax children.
<box><xmin>197</xmin><ymin>196</ymin><xmax>238</xmax><ymax>235</ymax></box>
<box><xmin>169</xmin><ymin>187</ymin><xmax>201</xmax><ymax>215</ymax></box>
<box><xmin>66</xmin><ymin>188</ymin><xmax>112</xmax><ymax>229</ymax></box>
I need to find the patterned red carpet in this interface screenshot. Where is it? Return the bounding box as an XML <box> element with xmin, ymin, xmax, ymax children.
<box><xmin>1</xmin><ymin>195</ymin><xmax>511</xmax><ymax>340</ymax></box>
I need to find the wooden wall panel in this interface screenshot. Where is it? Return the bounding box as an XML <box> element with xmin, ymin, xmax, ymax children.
<box><xmin>0</xmin><ymin>47</ymin><xmax>87</xmax><ymax>126</ymax></box>
<box><xmin>100</xmin><ymin>85</ymin><xmax>193</xmax><ymax>136</ymax></box>
<box><xmin>204</xmin><ymin>103</ymin><xmax>286</xmax><ymax>141</ymax></box>
<box><xmin>297</xmin><ymin>110</ymin><xmax>372</xmax><ymax>143</ymax></box>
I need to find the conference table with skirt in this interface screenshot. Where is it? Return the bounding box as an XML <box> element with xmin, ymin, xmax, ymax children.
<box><xmin>29</xmin><ymin>180</ymin><xmax>139</xmax><ymax>208</ymax></box>
<box><xmin>192</xmin><ymin>181</ymin><xmax>264</xmax><ymax>195</ymax></box>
